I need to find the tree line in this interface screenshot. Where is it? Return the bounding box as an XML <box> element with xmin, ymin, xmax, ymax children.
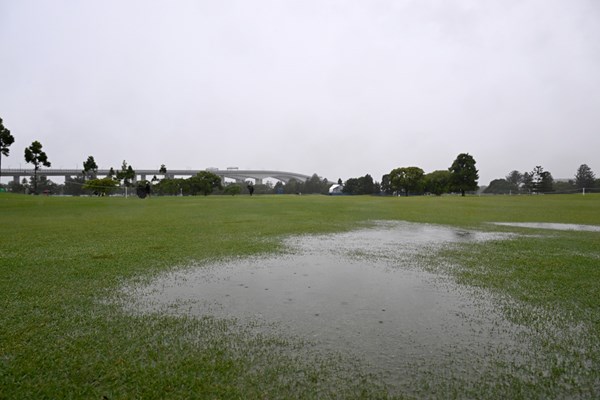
<box><xmin>1</xmin><ymin>116</ymin><xmax>597</xmax><ymax>197</ymax></box>
<box><xmin>484</xmin><ymin>164</ymin><xmax>598</xmax><ymax>194</ymax></box>
<box><xmin>1</xmin><ymin>117</ymin><xmax>340</xmax><ymax>196</ymax></box>
<box><xmin>342</xmin><ymin>153</ymin><xmax>478</xmax><ymax>196</ymax></box>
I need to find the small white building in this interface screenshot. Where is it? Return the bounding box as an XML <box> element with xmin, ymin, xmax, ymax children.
<box><xmin>328</xmin><ymin>184</ymin><xmax>344</xmax><ymax>195</ymax></box>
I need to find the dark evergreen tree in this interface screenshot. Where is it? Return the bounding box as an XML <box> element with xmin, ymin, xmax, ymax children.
<box><xmin>361</xmin><ymin>174</ymin><xmax>375</xmax><ymax>194</ymax></box>
<box><xmin>505</xmin><ymin>170</ymin><xmax>523</xmax><ymax>188</ymax></box>
<box><xmin>522</xmin><ymin>172</ymin><xmax>533</xmax><ymax>193</ymax></box>
<box><xmin>449</xmin><ymin>153</ymin><xmax>478</xmax><ymax>196</ymax></box>
<box><xmin>575</xmin><ymin>164</ymin><xmax>595</xmax><ymax>189</ymax></box>
<box><xmin>380</xmin><ymin>174</ymin><xmax>392</xmax><ymax>195</ymax></box>
<box><xmin>530</xmin><ymin>166</ymin><xmax>553</xmax><ymax>193</ymax></box>
<box><xmin>539</xmin><ymin>171</ymin><xmax>554</xmax><ymax>193</ymax></box>
<box><xmin>82</xmin><ymin>156</ymin><xmax>98</xmax><ymax>180</ymax></box>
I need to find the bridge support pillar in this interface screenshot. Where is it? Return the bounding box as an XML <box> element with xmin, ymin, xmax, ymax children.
<box><xmin>13</xmin><ymin>176</ymin><xmax>19</xmax><ymax>183</ymax></box>
<box><xmin>255</xmin><ymin>178</ymin><xmax>263</xmax><ymax>185</ymax></box>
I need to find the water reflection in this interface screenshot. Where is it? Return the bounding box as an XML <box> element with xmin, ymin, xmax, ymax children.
<box><xmin>491</xmin><ymin>222</ymin><xmax>600</xmax><ymax>232</ymax></box>
<box><xmin>125</xmin><ymin>221</ymin><xmax>527</xmax><ymax>392</ymax></box>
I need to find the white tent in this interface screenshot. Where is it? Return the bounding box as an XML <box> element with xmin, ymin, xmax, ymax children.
<box><xmin>328</xmin><ymin>184</ymin><xmax>343</xmax><ymax>195</ymax></box>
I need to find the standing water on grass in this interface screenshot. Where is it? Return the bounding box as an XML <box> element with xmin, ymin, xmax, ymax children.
<box><xmin>123</xmin><ymin>221</ymin><xmax>537</xmax><ymax>395</ymax></box>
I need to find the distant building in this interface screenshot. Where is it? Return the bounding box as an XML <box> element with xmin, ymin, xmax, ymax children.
<box><xmin>329</xmin><ymin>184</ymin><xmax>343</xmax><ymax>195</ymax></box>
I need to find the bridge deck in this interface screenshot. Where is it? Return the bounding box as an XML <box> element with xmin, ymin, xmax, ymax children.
<box><xmin>1</xmin><ymin>168</ymin><xmax>313</xmax><ymax>183</ymax></box>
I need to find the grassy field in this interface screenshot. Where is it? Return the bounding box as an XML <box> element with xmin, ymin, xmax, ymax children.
<box><xmin>1</xmin><ymin>193</ymin><xmax>599</xmax><ymax>399</ymax></box>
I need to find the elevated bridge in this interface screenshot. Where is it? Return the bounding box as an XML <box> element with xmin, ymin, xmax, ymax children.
<box><xmin>2</xmin><ymin>168</ymin><xmax>312</xmax><ymax>185</ymax></box>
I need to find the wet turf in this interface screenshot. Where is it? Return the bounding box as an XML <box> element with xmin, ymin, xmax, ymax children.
<box><xmin>1</xmin><ymin>193</ymin><xmax>600</xmax><ymax>398</ymax></box>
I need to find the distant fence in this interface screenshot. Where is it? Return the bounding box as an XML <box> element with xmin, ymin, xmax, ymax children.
<box><xmin>481</xmin><ymin>188</ymin><xmax>599</xmax><ymax>195</ymax></box>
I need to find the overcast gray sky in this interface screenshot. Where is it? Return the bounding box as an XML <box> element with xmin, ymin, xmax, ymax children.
<box><xmin>1</xmin><ymin>0</ymin><xmax>599</xmax><ymax>185</ymax></box>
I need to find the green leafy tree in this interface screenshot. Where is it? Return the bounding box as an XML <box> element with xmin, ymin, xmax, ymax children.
<box><xmin>342</xmin><ymin>178</ymin><xmax>361</xmax><ymax>195</ymax></box>
<box><xmin>224</xmin><ymin>184</ymin><xmax>242</xmax><ymax>196</ymax></box>
<box><xmin>136</xmin><ymin>180</ymin><xmax>152</xmax><ymax>198</ymax></box>
<box><xmin>502</xmin><ymin>170</ymin><xmax>523</xmax><ymax>193</ymax></box>
<box><xmin>36</xmin><ymin>176</ymin><xmax>57</xmax><ymax>195</ymax></box>
<box><xmin>360</xmin><ymin>174</ymin><xmax>375</xmax><ymax>194</ymax></box>
<box><xmin>154</xmin><ymin>178</ymin><xmax>187</xmax><ymax>196</ymax></box>
<box><xmin>82</xmin><ymin>156</ymin><xmax>98</xmax><ymax>180</ymax></box>
<box><xmin>449</xmin><ymin>153</ymin><xmax>478</xmax><ymax>196</ymax></box>
<box><xmin>505</xmin><ymin>170</ymin><xmax>523</xmax><ymax>188</ymax></box>
<box><xmin>188</xmin><ymin>171</ymin><xmax>222</xmax><ymax>195</ymax></box>
<box><xmin>7</xmin><ymin>179</ymin><xmax>26</xmax><ymax>194</ymax></box>
<box><xmin>83</xmin><ymin>177</ymin><xmax>120</xmax><ymax>196</ymax></box>
<box><xmin>284</xmin><ymin>178</ymin><xmax>301</xmax><ymax>194</ymax></box>
<box><xmin>249</xmin><ymin>183</ymin><xmax>273</xmax><ymax>195</ymax></box>
<box><xmin>64</xmin><ymin>176</ymin><xmax>86</xmax><ymax>196</ymax></box>
<box><xmin>117</xmin><ymin>160</ymin><xmax>136</xmax><ymax>187</ymax></box>
<box><xmin>273</xmin><ymin>181</ymin><xmax>284</xmax><ymax>194</ymax></box>
<box><xmin>522</xmin><ymin>172</ymin><xmax>533</xmax><ymax>193</ymax></box>
<box><xmin>343</xmin><ymin>174</ymin><xmax>375</xmax><ymax>195</ymax></box>
<box><xmin>127</xmin><ymin>166</ymin><xmax>135</xmax><ymax>184</ymax></box>
<box><xmin>575</xmin><ymin>164</ymin><xmax>595</xmax><ymax>189</ymax></box>
<box><xmin>373</xmin><ymin>181</ymin><xmax>381</xmax><ymax>194</ymax></box>
<box><xmin>380</xmin><ymin>174</ymin><xmax>393</xmax><ymax>195</ymax></box>
<box><xmin>553</xmin><ymin>180</ymin><xmax>576</xmax><ymax>193</ymax></box>
<box><xmin>24</xmin><ymin>140</ymin><xmax>51</xmax><ymax>194</ymax></box>
<box><xmin>539</xmin><ymin>171</ymin><xmax>554</xmax><ymax>193</ymax></box>
<box><xmin>424</xmin><ymin>170</ymin><xmax>451</xmax><ymax>196</ymax></box>
<box><xmin>389</xmin><ymin>166</ymin><xmax>425</xmax><ymax>196</ymax></box>
<box><xmin>483</xmin><ymin>179</ymin><xmax>514</xmax><ymax>194</ymax></box>
<box><xmin>0</xmin><ymin>117</ymin><xmax>15</xmax><ymax>180</ymax></box>
<box><xmin>303</xmin><ymin>174</ymin><xmax>329</xmax><ymax>194</ymax></box>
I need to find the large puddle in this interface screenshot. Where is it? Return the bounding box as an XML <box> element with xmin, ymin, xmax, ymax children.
<box><xmin>123</xmin><ymin>221</ymin><xmax>534</xmax><ymax>392</ymax></box>
<box><xmin>491</xmin><ymin>222</ymin><xmax>600</xmax><ymax>232</ymax></box>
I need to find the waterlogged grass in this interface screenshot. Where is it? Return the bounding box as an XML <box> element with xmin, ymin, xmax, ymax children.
<box><xmin>1</xmin><ymin>193</ymin><xmax>600</xmax><ymax>398</ymax></box>
<box><xmin>425</xmin><ymin>230</ymin><xmax>600</xmax><ymax>397</ymax></box>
